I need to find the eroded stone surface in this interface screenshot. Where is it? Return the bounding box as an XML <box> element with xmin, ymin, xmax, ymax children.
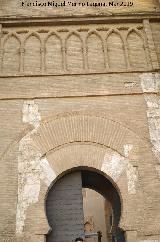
<box><xmin>101</xmin><ymin>144</ymin><xmax>138</xmax><ymax>194</ymax></box>
<box><xmin>140</xmin><ymin>73</ymin><xmax>160</xmax><ymax>165</ymax></box>
<box><xmin>16</xmin><ymin>101</ymin><xmax>56</xmax><ymax>235</ymax></box>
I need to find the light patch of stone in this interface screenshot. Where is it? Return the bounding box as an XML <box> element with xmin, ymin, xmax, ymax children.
<box><xmin>101</xmin><ymin>152</ymin><xmax>128</xmax><ymax>182</ymax></box>
<box><xmin>16</xmin><ymin>101</ymin><xmax>56</xmax><ymax>235</ymax></box>
<box><xmin>124</xmin><ymin>144</ymin><xmax>133</xmax><ymax>158</ymax></box>
<box><xmin>22</xmin><ymin>100</ymin><xmax>41</xmax><ymax>128</ymax></box>
<box><xmin>101</xmin><ymin>145</ymin><xmax>137</xmax><ymax>194</ymax></box>
<box><xmin>39</xmin><ymin>157</ymin><xmax>57</xmax><ymax>187</ymax></box>
<box><xmin>124</xmin><ymin>82</ymin><xmax>136</xmax><ymax>88</ymax></box>
<box><xmin>140</xmin><ymin>73</ymin><xmax>160</xmax><ymax>164</ymax></box>
<box><xmin>140</xmin><ymin>73</ymin><xmax>158</xmax><ymax>93</ymax></box>
<box><xmin>126</xmin><ymin>163</ymin><xmax>138</xmax><ymax>194</ymax></box>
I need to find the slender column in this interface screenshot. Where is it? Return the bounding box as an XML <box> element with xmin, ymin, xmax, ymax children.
<box><xmin>0</xmin><ymin>24</ymin><xmax>3</xmax><ymax>74</ymax></box>
<box><xmin>62</xmin><ymin>39</ymin><xmax>67</xmax><ymax>71</ymax></box>
<box><xmin>143</xmin><ymin>19</ymin><xmax>159</xmax><ymax>70</ymax></box>
<box><xmin>20</xmin><ymin>46</ymin><xmax>25</xmax><ymax>73</ymax></box>
<box><xmin>103</xmin><ymin>35</ymin><xmax>109</xmax><ymax>70</ymax></box>
<box><xmin>41</xmin><ymin>45</ymin><xmax>45</xmax><ymax>73</ymax></box>
<box><xmin>123</xmin><ymin>36</ymin><xmax>131</xmax><ymax>69</ymax></box>
<box><xmin>84</xmin><ymin>33</ymin><xmax>89</xmax><ymax>71</ymax></box>
<box><xmin>82</xmin><ymin>33</ymin><xmax>88</xmax><ymax>71</ymax></box>
<box><xmin>82</xmin><ymin>38</ymin><xmax>87</xmax><ymax>71</ymax></box>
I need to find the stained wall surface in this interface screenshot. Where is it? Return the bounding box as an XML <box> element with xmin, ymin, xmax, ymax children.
<box><xmin>0</xmin><ymin>1</ymin><xmax>160</xmax><ymax>242</ymax></box>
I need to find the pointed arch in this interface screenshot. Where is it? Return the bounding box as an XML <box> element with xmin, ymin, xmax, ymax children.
<box><xmin>86</xmin><ymin>31</ymin><xmax>105</xmax><ymax>71</ymax></box>
<box><xmin>24</xmin><ymin>32</ymin><xmax>42</xmax><ymax>72</ymax></box>
<box><xmin>65</xmin><ymin>31</ymin><xmax>84</xmax><ymax>72</ymax></box>
<box><xmin>2</xmin><ymin>33</ymin><xmax>21</xmax><ymax>73</ymax></box>
<box><xmin>126</xmin><ymin>28</ymin><xmax>144</xmax><ymax>40</ymax></box>
<box><xmin>2</xmin><ymin>32</ymin><xmax>21</xmax><ymax>49</ymax></box>
<box><xmin>127</xmin><ymin>28</ymin><xmax>148</xmax><ymax>68</ymax></box>
<box><xmin>45</xmin><ymin>32</ymin><xmax>63</xmax><ymax>72</ymax></box>
<box><xmin>106</xmin><ymin>29</ymin><xmax>126</xmax><ymax>69</ymax></box>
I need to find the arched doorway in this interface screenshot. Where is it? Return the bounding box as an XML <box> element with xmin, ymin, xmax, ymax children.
<box><xmin>46</xmin><ymin>169</ymin><xmax>125</xmax><ymax>242</ymax></box>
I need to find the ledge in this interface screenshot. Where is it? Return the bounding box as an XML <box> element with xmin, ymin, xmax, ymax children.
<box><xmin>0</xmin><ymin>68</ymin><xmax>158</xmax><ymax>78</ymax></box>
<box><xmin>0</xmin><ymin>12</ymin><xmax>160</xmax><ymax>26</ymax></box>
<box><xmin>0</xmin><ymin>72</ymin><xmax>157</xmax><ymax>100</ymax></box>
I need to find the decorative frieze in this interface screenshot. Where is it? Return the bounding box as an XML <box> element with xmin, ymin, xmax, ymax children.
<box><xmin>0</xmin><ymin>24</ymin><xmax>151</xmax><ymax>75</ymax></box>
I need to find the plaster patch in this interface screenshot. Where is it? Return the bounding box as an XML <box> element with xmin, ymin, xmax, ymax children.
<box><xmin>140</xmin><ymin>73</ymin><xmax>160</xmax><ymax>164</ymax></box>
<box><xmin>140</xmin><ymin>73</ymin><xmax>158</xmax><ymax>93</ymax></box>
<box><xmin>39</xmin><ymin>158</ymin><xmax>57</xmax><ymax>186</ymax></box>
<box><xmin>124</xmin><ymin>144</ymin><xmax>133</xmax><ymax>158</ymax></box>
<box><xmin>22</xmin><ymin>100</ymin><xmax>41</xmax><ymax>128</ymax></box>
<box><xmin>16</xmin><ymin>101</ymin><xmax>56</xmax><ymax>235</ymax></box>
<box><xmin>101</xmin><ymin>152</ymin><xmax>128</xmax><ymax>182</ymax></box>
<box><xmin>101</xmin><ymin>148</ymin><xmax>137</xmax><ymax>194</ymax></box>
<box><xmin>126</xmin><ymin>163</ymin><xmax>138</xmax><ymax>195</ymax></box>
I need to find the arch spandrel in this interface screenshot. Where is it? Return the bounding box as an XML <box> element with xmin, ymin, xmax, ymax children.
<box><xmin>32</xmin><ymin>114</ymin><xmax>144</xmax><ymax>158</ymax></box>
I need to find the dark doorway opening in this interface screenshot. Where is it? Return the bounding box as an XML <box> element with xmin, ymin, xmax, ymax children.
<box><xmin>46</xmin><ymin>169</ymin><xmax>125</xmax><ymax>242</ymax></box>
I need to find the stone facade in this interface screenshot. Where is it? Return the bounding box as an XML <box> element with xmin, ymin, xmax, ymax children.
<box><xmin>0</xmin><ymin>0</ymin><xmax>160</xmax><ymax>241</ymax></box>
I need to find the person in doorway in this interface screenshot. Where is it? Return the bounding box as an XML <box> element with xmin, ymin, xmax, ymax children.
<box><xmin>75</xmin><ymin>237</ymin><xmax>84</xmax><ymax>242</ymax></box>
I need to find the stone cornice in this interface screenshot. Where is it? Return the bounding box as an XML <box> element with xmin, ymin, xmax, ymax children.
<box><xmin>0</xmin><ymin>12</ymin><xmax>160</xmax><ymax>26</ymax></box>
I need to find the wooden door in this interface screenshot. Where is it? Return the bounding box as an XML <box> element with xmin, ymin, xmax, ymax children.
<box><xmin>46</xmin><ymin>171</ymin><xmax>85</xmax><ymax>242</ymax></box>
